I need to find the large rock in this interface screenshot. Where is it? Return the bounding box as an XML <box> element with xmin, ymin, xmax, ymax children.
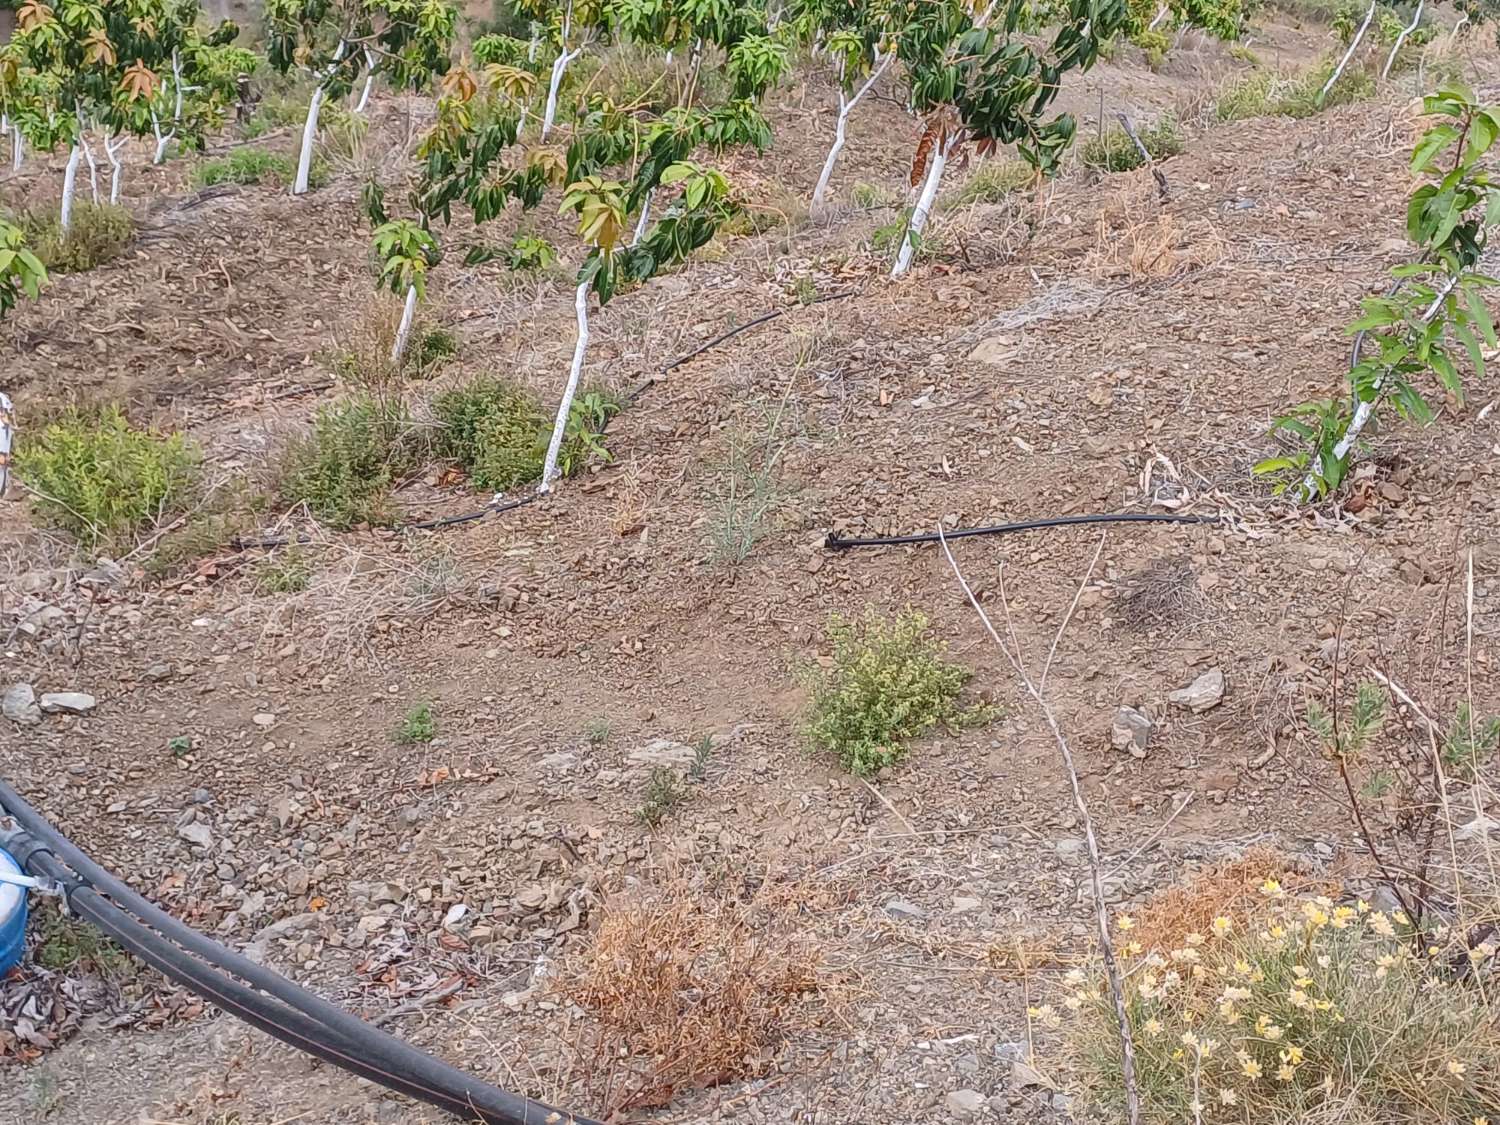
<box><xmin>944</xmin><ymin>1089</ymin><xmax>987</xmax><ymax>1118</ymax></box>
<box><xmin>1110</xmin><ymin>706</ymin><xmax>1152</xmax><ymax>757</ymax></box>
<box><xmin>3</xmin><ymin>683</ymin><xmax>41</xmax><ymax>726</ymax></box>
<box><xmin>626</xmin><ymin>739</ymin><xmax>697</xmax><ymax>767</ymax></box>
<box><xmin>177</xmin><ymin>821</ymin><xmax>213</xmax><ymax>849</ymax></box>
<box><xmin>1168</xmin><ymin>668</ymin><xmax>1225</xmax><ymax>714</ymax></box>
<box><xmin>40</xmin><ymin>692</ymin><xmax>96</xmax><ymax>715</ymax></box>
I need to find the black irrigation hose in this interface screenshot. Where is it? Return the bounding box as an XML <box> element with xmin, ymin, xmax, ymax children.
<box><xmin>824</xmin><ymin>511</ymin><xmax>1216</xmax><ymax>550</ymax></box>
<box><xmin>0</xmin><ymin>783</ymin><xmax>598</xmax><ymax>1125</ymax></box>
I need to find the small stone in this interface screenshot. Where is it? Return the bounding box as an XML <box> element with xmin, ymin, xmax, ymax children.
<box><xmin>3</xmin><ymin>683</ymin><xmax>41</xmax><ymax>726</ymax></box>
<box><xmin>1054</xmin><ymin>838</ymin><xmax>1084</xmax><ymax>864</ymax></box>
<box><xmin>443</xmin><ymin>903</ymin><xmax>469</xmax><ymax>929</ymax></box>
<box><xmin>1168</xmin><ymin>668</ymin><xmax>1225</xmax><ymax>714</ymax></box>
<box><xmin>177</xmin><ymin>822</ymin><xmax>213</xmax><ymax>849</ymax></box>
<box><xmin>285</xmin><ymin>865</ymin><xmax>310</xmax><ymax>896</ymax></box>
<box><xmin>1011</xmin><ymin>1059</ymin><xmax>1051</xmax><ymax>1089</ymax></box>
<box><xmin>626</xmin><ymin>738</ymin><xmax>697</xmax><ymax>767</ymax></box>
<box><xmin>40</xmin><ymin>692</ymin><xmax>97</xmax><ymax>715</ymax></box>
<box><xmin>967</xmin><ymin>335</ymin><xmax>1017</xmax><ymax>366</ymax></box>
<box><xmin>1110</xmin><ymin>706</ymin><xmax>1152</xmax><ymax>757</ymax></box>
<box><xmin>883</xmin><ymin>898</ymin><xmax>926</xmax><ymax>921</ymax></box>
<box><xmin>252</xmin><ymin>712</ymin><xmax>277</xmax><ymax>727</ymax></box>
<box><xmin>951</xmin><ymin>896</ymin><xmax>982</xmax><ymax>914</ymax></box>
<box><xmin>144</xmin><ymin>662</ymin><xmax>173</xmax><ymax>682</ymax></box>
<box><xmin>945</xmin><ymin>1089</ymin><xmax>987</xmax><ymax>1117</ymax></box>
<box><xmin>349</xmin><ymin>880</ymin><xmax>405</xmax><ymax>905</ymax></box>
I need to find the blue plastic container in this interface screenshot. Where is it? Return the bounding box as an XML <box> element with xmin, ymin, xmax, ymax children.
<box><xmin>0</xmin><ymin>848</ymin><xmax>28</xmax><ymax>974</ymax></box>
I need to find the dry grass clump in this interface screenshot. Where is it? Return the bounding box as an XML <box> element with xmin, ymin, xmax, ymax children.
<box><xmin>1118</xmin><ymin>556</ymin><xmax>1214</xmax><ymax>631</ymax></box>
<box><xmin>559</xmin><ymin>880</ymin><xmax>825</xmax><ymax>1113</ymax></box>
<box><xmin>1087</xmin><ymin>191</ymin><xmax>1226</xmax><ymax>280</ymax></box>
<box><xmin>1126</xmin><ymin>847</ymin><xmax>1335</xmax><ymax>955</ymax></box>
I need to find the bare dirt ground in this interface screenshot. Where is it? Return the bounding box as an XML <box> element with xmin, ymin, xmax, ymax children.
<box><xmin>2</xmin><ymin>13</ymin><xmax>1499</xmax><ymax>1125</ymax></box>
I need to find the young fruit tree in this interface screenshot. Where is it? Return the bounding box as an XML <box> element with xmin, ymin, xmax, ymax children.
<box><xmin>790</xmin><ymin>0</ymin><xmax>900</xmax><ymax>216</ymax></box>
<box><xmin>382</xmin><ymin>24</ymin><xmax>780</xmax><ymax>495</ymax></box>
<box><xmin>889</xmin><ymin>0</ymin><xmax>1125</xmax><ymax>278</ymax></box>
<box><xmin>265</xmin><ymin>0</ymin><xmax>458</xmax><ymax>196</ymax></box>
<box><xmin>1254</xmin><ymin>84</ymin><xmax>1499</xmax><ymax>500</ymax></box>
<box><xmin>0</xmin><ymin>219</ymin><xmax>46</xmax><ymax>496</ymax></box>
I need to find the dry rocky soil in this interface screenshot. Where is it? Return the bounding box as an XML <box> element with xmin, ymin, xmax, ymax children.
<box><xmin>2</xmin><ymin>11</ymin><xmax>1500</xmax><ymax>1125</ymax></box>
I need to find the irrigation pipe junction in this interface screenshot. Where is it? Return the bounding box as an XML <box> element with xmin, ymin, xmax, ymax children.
<box><xmin>0</xmin><ymin>779</ymin><xmax>599</xmax><ymax>1125</ymax></box>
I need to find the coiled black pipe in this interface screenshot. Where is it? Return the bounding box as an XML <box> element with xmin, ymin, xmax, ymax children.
<box><xmin>824</xmin><ymin>511</ymin><xmax>1216</xmax><ymax>549</ymax></box>
<box><xmin>0</xmin><ymin>784</ymin><xmax>598</xmax><ymax>1125</ymax></box>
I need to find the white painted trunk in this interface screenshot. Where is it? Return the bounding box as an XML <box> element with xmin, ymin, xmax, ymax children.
<box><xmin>60</xmin><ymin>145</ymin><xmax>81</xmax><ymax>233</ymax></box>
<box><xmin>1148</xmin><ymin>4</ymin><xmax>1169</xmax><ymax>30</ymax></box>
<box><xmin>294</xmin><ymin>85</ymin><xmax>327</xmax><ymax>195</ymax></box>
<box><xmin>539</xmin><ymin>281</ymin><xmax>591</xmax><ymax>493</ymax></box>
<box><xmin>812</xmin><ymin>54</ymin><xmax>889</xmax><ymax>215</ymax></box>
<box><xmin>631</xmin><ymin>190</ymin><xmax>653</xmax><ymax>245</ymax></box>
<box><xmin>390</xmin><ymin>284</ymin><xmax>418</xmax><ymax>365</ymax></box>
<box><xmin>11</xmin><ymin>126</ymin><xmax>22</xmax><ymax>173</ymax></box>
<box><xmin>355</xmin><ymin>49</ymin><xmax>376</xmax><ymax>112</ymax></box>
<box><xmin>1381</xmin><ymin>0</ymin><xmax>1423</xmax><ymax>81</ymax></box>
<box><xmin>105</xmin><ymin>135</ymin><xmax>125</xmax><ymax>204</ymax></box>
<box><xmin>81</xmin><ymin>136</ymin><xmax>100</xmax><ymax>204</ymax></box>
<box><xmin>892</xmin><ymin>140</ymin><xmax>948</xmax><ymax>278</ymax></box>
<box><xmin>1322</xmin><ymin>1</ymin><xmax>1376</xmax><ymax>104</ymax></box>
<box><xmin>811</xmin><ymin>107</ymin><xmax>848</xmax><ymax>214</ymax></box>
<box><xmin>295</xmin><ymin>41</ymin><xmax>347</xmax><ymax>195</ymax></box>
<box><xmin>0</xmin><ymin>391</ymin><xmax>12</xmax><ymax>497</ymax></box>
<box><xmin>541</xmin><ymin>48</ymin><xmax>579</xmax><ymax>140</ymax></box>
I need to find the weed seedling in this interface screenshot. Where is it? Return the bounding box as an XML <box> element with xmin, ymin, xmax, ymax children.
<box><xmin>585</xmin><ymin>718</ymin><xmax>612</xmax><ymax>744</ymax></box>
<box><xmin>168</xmin><ymin>735</ymin><xmax>192</xmax><ymax>758</ymax></box>
<box><xmin>396</xmin><ymin>702</ymin><xmax>436</xmax><ymax>745</ymax></box>
<box><xmin>636</xmin><ymin>766</ymin><xmax>685</xmax><ymax>827</ymax></box>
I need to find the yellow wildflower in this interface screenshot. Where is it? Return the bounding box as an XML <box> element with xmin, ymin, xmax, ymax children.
<box><xmin>1233</xmin><ymin>958</ymin><xmax>1252</xmax><ymax>976</ymax></box>
<box><xmin>1357</xmin><ymin>899</ymin><xmax>1370</xmax><ymax>913</ymax></box>
<box><xmin>1369</xmin><ymin>912</ymin><xmax>1395</xmax><ymax>937</ymax></box>
<box><xmin>1143</xmin><ymin>1018</ymin><xmax>1163</xmax><ymax>1036</ymax></box>
<box><xmin>1064</xmin><ymin>968</ymin><xmax>1086</xmax><ymax>986</ymax></box>
<box><xmin>1185</xmin><ymin>931</ymin><xmax>1206</xmax><ymax>946</ymax></box>
<box><xmin>1260</xmin><ymin>878</ymin><xmax>1284</xmax><ymax>898</ymax></box>
<box><xmin>1222</xmin><ymin>986</ymin><xmax>1252</xmax><ymax>1002</ymax></box>
<box><xmin>1181</xmin><ymin>1031</ymin><xmax>1199</xmax><ymax>1049</ymax></box>
<box><xmin>1242</xmin><ymin>1058</ymin><xmax>1263</xmax><ymax>1079</ymax></box>
<box><xmin>1448</xmin><ymin>1060</ymin><xmax>1467</xmax><ymax>1077</ymax></box>
<box><xmin>1277</xmin><ymin>1063</ymin><xmax>1296</xmax><ymax>1082</ymax></box>
<box><xmin>1284</xmin><ymin>1046</ymin><xmax>1304</xmax><ymax>1066</ymax></box>
<box><xmin>1211</xmin><ymin>916</ymin><xmax>1233</xmax><ymax>937</ymax></box>
<box><xmin>1332</xmin><ymin>906</ymin><xmax>1355</xmax><ymax>929</ymax></box>
<box><xmin>1288</xmin><ymin>989</ymin><xmax>1311</xmax><ymax>1009</ymax></box>
<box><xmin>1063</xmin><ymin>995</ymin><xmax>1083</xmax><ymax>1012</ymax></box>
<box><xmin>1116</xmin><ymin>914</ymin><xmax>1135</xmax><ymax>931</ymax></box>
<box><xmin>1218</xmin><ymin>1088</ymin><xmax>1239</xmax><ymax>1106</ymax></box>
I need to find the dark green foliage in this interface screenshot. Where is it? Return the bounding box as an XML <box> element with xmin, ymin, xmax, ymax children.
<box><xmin>20</xmin><ymin>204</ymin><xmax>134</xmax><ymax>273</ymax></box>
<box><xmin>280</xmin><ymin>396</ymin><xmax>412</xmax><ymax>529</ymax></box>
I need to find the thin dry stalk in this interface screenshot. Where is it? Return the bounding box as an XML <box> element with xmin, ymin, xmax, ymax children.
<box><xmin>937</xmin><ymin>528</ymin><xmax>1140</xmax><ymax>1125</ymax></box>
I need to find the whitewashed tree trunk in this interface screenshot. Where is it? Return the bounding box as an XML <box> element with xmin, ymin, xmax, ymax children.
<box><xmin>1148</xmin><ymin>4</ymin><xmax>1169</xmax><ymax>30</ymax></box>
<box><xmin>294</xmin><ymin>40</ymin><xmax>348</xmax><ymax>195</ymax></box>
<box><xmin>151</xmin><ymin>110</ymin><xmax>173</xmax><ymax>164</ymax></box>
<box><xmin>1321</xmin><ymin>0</ymin><xmax>1376</xmax><ymax>104</ymax></box>
<box><xmin>11</xmin><ymin>125</ymin><xmax>22</xmax><ymax>173</ymax></box>
<box><xmin>390</xmin><ymin>284</ymin><xmax>418</xmax><ymax>365</ymax></box>
<box><xmin>541</xmin><ymin>46</ymin><xmax>581</xmax><ymax>140</ymax></box>
<box><xmin>104</xmin><ymin>134</ymin><xmax>127</xmax><ymax>204</ymax></box>
<box><xmin>1447</xmin><ymin>13</ymin><xmax>1469</xmax><ymax>49</ymax></box>
<box><xmin>60</xmin><ymin>144</ymin><xmax>81</xmax><ymax>233</ymax></box>
<box><xmin>1381</xmin><ymin>0</ymin><xmax>1423</xmax><ymax>80</ymax></box>
<box><xmin>80</xmin><ymin>134</ymin><xmax>100</xmax><ymax>204</ymax></box>
<box><xmin>812</xmin><ymin>52</ymin><xmax>891</xmax><ymax>215</ymax></box>
<box><xmin>539</xmin><ymin>281</ymin><xmax>591</xmax><ymax>493</ymax></box>
<box><xmin>354</xmin><ymin>48</ymin><xmax>376</xmax><ymax>112</ymax></box>
<box><xmin>891</xmin><ymin>137</ymin><xmax>951</xmax><ymax>279</ymax></box>
<box><xmin>631</xmin><ymin>190</ymin><xmax>653</xmax><ymax>245</ymax></box>
<box><xmin>0</xmin><ymin>391</ymin><xmax>12</xmax><ymax>497</ymax></box>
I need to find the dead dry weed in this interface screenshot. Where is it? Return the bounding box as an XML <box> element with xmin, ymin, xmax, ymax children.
<box><xmin>1128</xmin><ymin>846</ymin><xmax>1337</xmax><ymax>954</ymax></box>
<box><xmin>557</xmin><ymin>877</ymin><xmax>827</xmax><ymax>1114</ymax></box>
<box><xmin>1086</xmin><ymin>183</ymin><xmax>1226</xmax><ymax>280</ymax></box>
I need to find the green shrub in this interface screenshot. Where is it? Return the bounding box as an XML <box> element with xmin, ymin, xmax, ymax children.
<box><xmin>395</xmin><ymin>702</ymin><xmax>436</xmax><ymax>744</ymax></box>
<box><xmin>1059</xmin><ymin>887</ymin><xmax>1500</xmax><ymax>1123</ymax></box>
<box><xmin>433</xmin><ymin>378</ymin><xmax>549</xmax><ymax>492</ymax></box>
<box><xmin>1081</xmin><ymin>117</ymin><xmax>1185</xmax><ymax>172</ymax></box>
<box><xmin>945</xmin><ymin>160</ymin><xmax>1034</xmax><ymax>208</ymax></box>
<box><xmin>19</xmin><ymin>204</ymin><xmax>134</xmax><ymax>273</ymax></box>
<box><xmin>192</xmin><ymin>148</ymin><xmax>295</xmax><ymax>187</ymax></box>
<box><xmin>16</xmin><ymin>406</ymin><xmax>199</xmax><ymax>547</ymax></box>
<box><xmin>1215</xmin><ymin>69</ymin><xmax>1277</xmax><ymax>121</ymax></box>
<box><xmin>281</xmin><ymin>396</ymin><xmax>411</xmax><ymax>529</ymax></box>
<box><xmin>1215</xmin><ymin>61</ymin><xmax>1374</xmax><ymax>123</ymax></box>
<box><xmin>802</xmin><ymin>609</ymin><xmax>992</xmax><ymax>777</ymax></box>
<box><xmin>434</xmin><ymin>379</ymin><xmax>620</xmax><ymax>493</ymax></box>
<box><xmin>255</xmin><ymin>549</ymin><xmax>311</xmax><ymax>594</ymax></box>
<box><xmin>411</xmin><ymin>326</ymin><xmax>459</xmax><ymax>370</ymax></box>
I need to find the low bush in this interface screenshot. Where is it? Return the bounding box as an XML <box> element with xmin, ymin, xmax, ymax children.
<box><xmin>1081</xmin><ymin>117</ymin><xmax>1185</xmax><ymax>173</ymax></box>
<box><xmin>280</xmin><ymin>395</ymin><xmax>411</xmax><ymax>529</ymax></box>
<box><xmin>945</xmin><ymin>159</ymin><xmax>1034</xmax><ymax>207</ymax></box>
<box><xmin>802</xmin><ymin>609</ymin><xmax>992</xmax><ymax>776</ymax></box>
<box><xmin>395</xmin><ymin>702</ymin><xmax>436</xmax><ymax>744</ymax></box>
<box><xmin>433</xmin><ymin>379</ymin><xmax>620</xmax><ymax>493</ymax></box>
<box><xmin>191</xmin><ymin>148</ymin><xmax>295</xmax><ymax>188</ymax></box>
<box><xmin>1059</xmin><ymin>882</ymin><xmax>1500</xmax><ymax>1123</ymax></box>
<box><xmin>1215</xmin><ymin>60</ymin><xmax>1375</xmax><ymax>123</ymax></box>
<box><xmin>254</xmin><ymin>549</ymin><xmax>311</xmax><ymax>594</ymax></box>
<box><xmin>19</xmin><ymin>204</ymin><xmax>134</xmax><ymax>273</ymax></box>
<box><xmin>16</xmin><ymin>406</ymin><xmax>199</xmax><ymax>547</ymax></box>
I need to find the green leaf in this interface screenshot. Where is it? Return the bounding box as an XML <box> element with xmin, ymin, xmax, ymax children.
<box><xmin>1455</xmin><ymin>322</ymin><xmax>1485</xmax><ymax>377</ymax></box>
<box><xmin>1430</xmin><ymin>350</ymin><xmax>1461</xmax><ymax>399</ymax></box>
<box><xmin>1465</xmin><ymin>288</ymin><xmax>1497</xmax><ymax>347</ymax></box>
<box><xmin>1411</xmin><ymin>124</ymin><xmax>1460</xmax><ymax>175</ymax></box>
